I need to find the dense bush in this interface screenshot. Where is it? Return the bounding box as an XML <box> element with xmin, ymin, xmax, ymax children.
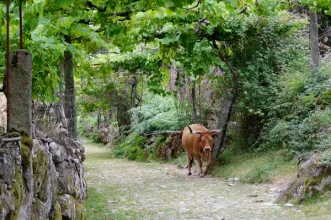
<box><xmin>260</xmin><ymin>57</ymin><xmax>331</xmax><ymax>155</ymax></box>
<box><xmin>112</xmin><ymin>132</ymin><xmax>147</xmax><ymax>161</ymax></box>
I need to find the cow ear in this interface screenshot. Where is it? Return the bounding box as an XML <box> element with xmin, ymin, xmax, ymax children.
<box><xmin>198</xmin><ymin>134</ymin><xmax>203</xmax><ymax>142</ymax></box>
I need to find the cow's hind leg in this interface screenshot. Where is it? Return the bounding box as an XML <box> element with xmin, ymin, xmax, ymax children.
<box><xmin>187</xmin><ymin>154</ymin><xmax>194</xmax><ymax>176</ymax></box>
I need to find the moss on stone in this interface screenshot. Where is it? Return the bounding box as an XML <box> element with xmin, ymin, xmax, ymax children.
<box><xmin>7</xmin><ymin>132</ymin><xmax>21</xmax><ymax>138</ymax></box>
<box><xmin>9</xmin><ymin>166</ymin><xmax>25</xmax><ymax>219</ymax></box>
<box><xmin>33</xmin><ymin>149</ymin><xmax>49</xmax><ymax>179</ymax></box>
<box><xmin>0</xmin><ymin>184</ymin><xmax>4</xmax><ymax>195</ymax></box>
<box><xmin>73</xmin><ymin>187</ymin><xmax>78</xmax><ymax>200</ymax></box>
<box><xmin>21</xmin><ymin>135</ymin><xmax>33</xmax><ymax>149</ymax></box>
<box><xmin>21</xmin><ymin>144</ymin><xmax>31</xmax><ymax>172</ymax></box>
<box><xmin>33</xmin><ymin>148</ymin><xmax>49</xmax><ymax>201</ymax></box>
<box><xmin>75</xmin><ymin>201</ymin><xmax>86</xmax><ymax>220</ymax></box>
<box><xmin>53</xmin><ymin>202</ymin><xmax>62</xmax><ymax>220</ymax></box>
<box><xmin>279</xmin><ymin>161</ymin><xmax>331</xmax><ymax>204</ymax></box>
<box><xmin>39</xmin><ymin>175</ymin><xmax>50</xmax><ymax>202</ymax></box>
<box><xmin>33</xmin><ymin>149</ymin><xmax>48</xmax><ymax>173</ymax></box>
<box><xmin>52</xmin><ymin>182</ymin><xmax>58</xmax><ymax>204</ymax></box>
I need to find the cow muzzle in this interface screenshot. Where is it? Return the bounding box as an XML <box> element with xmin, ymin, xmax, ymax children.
<box><xmin>204</xmin><ymin>147</ymin><xmax>211</xmax><ymax>152</ymax></box>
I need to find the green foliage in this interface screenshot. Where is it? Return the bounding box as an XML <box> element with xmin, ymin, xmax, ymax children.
<box><xmin>0</xmin><ymin>0</ymin><xmax>105</xmax><ymax>102</ymax></box>
<box><xmin>321</xmin><ymin>150</ymin><xmax>331</xmax><ymax>164</ymax></box>
<box><xmin>261</xmin><ymin>56</ymin><xmax>331</xmax><ymax>154</ymax></box>
<box><xmin>125</xmin><ymin>146</ymin><xmax>147</xmax><ymax>162</ymax></box>
<box><xmin>77</xmin><ymin>115</ymin><xmax>97</xmax><ymax>137</ymax></box>
<box><xmin>112</xmin><ymin>132</ymin><xmax>147</xmax><ymax>161</ymax></box>
<box><xmin>147</xmin><ymin>135</ymin><xmax>167</xmax><ymax>161</ymax></box>
<box><xmin>301</xmin><ymin>0</ymin><xmax>331</xmax><ymax>15</ymax></box>
<box><xmin>130</xmin><ymin>94</ymin><xmax>192</xmax><ymax>134</ymax></box>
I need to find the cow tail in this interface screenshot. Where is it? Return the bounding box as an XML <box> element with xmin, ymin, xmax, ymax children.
<box><xmin>187</xmin><ymin>125</ymin><xmax>193</xmax><ymax>134</ymax></box>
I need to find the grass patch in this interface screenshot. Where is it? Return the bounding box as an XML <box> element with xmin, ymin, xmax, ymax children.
<box><xmin>299</xmin><ymin>193</ymin><xmax>331</xmax><ymax>218</ymax></box>
<box><xmin>83</xmin><ymin>138</ymin><xmax>114</xmax><ymax>160</ymax></box>
<box><xmin>212</xmin><ymin>148</ymin><xmax>298</xmax><ymax>184</ymax></box>
<box><xmin>86</xmin><ymin>187</ymin><xmax>113</xmax><ymax>219</ymax></box>
<box><xmin>168</xmin><ymin>153</ymin><xmax>187</xmax><ymax>168</ymax></box>
<box><xmin>86</xmin><ymin>187</ymin><xmax>139</xmax><ymax>220</ymax></box>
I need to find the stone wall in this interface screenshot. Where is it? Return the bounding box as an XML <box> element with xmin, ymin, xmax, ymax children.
<box><xmin>0</xmin><ymin>131</ymin><xmax>86</xmax><ymax>220</ymax></box>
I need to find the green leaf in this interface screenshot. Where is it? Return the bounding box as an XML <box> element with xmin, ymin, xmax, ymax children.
<box><xmin>54</xmin><ymin>0</ymin><xmax>73</xmax><ymax>9</ymax></box>
<box><xmin>57</xmin><ymin>17</ymin><xmax>74</xmax><ymax>29</ymax></box>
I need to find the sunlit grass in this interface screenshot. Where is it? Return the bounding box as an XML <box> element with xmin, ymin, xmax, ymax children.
<box><xmin>211</xmin><ymin>149</ymin><xmax>298</xmax><ymax>184</ymax></box>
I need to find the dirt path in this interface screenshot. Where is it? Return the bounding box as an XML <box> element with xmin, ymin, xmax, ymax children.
<box><xmin>84</xmin><ymin>139</ymin><xmax>308</xmax><ymax>220</ymax></box>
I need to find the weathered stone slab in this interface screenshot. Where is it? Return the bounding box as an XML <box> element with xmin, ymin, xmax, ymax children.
<box><xmin>8</xmin><ymin>50</ymin><xmax>32</xmax><ymax>136</ymax></box>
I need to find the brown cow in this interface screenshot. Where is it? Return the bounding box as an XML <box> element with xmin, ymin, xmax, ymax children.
<box><xmin>181</xmin><ymin>124</ymin><xmax>218</xmax><ymax>177</ymax></box>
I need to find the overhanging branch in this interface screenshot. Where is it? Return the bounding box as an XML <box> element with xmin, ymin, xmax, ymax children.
<box><xmin>184</xmin><ymin>0</ymin><xmax>201</xmax><ymax>10</ymax></box>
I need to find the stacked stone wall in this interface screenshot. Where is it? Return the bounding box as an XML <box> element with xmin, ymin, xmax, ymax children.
<box><xmin>0</xmin><ymin>132</ymin><xmax>86</xmax><ymax>220</ymax></box>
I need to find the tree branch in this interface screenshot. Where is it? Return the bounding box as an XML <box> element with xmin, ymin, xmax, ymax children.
<box><xmin>85</xmin><ymin>1</ymin><xmax>107</xmax><ymax>12</ymax></box>
<box><xmin>319</xmin><ymin>29</ymin><xmax>331</xmax><ymax>41</ymax></box>
<box><xmin>184</xmin><ymin>0</ymin><xmax>201</xmax><ymax>10</ymax></box>
<box><xmin>212</xmin><ymin>40</ymin><xmax>239</xmax><ymax>96</ymax></box>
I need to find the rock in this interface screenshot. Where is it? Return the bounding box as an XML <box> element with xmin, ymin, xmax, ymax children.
<box><xmin>49</xmin><ymin>142</ymin><xmax>58</xmax><ymax>153</ymax></box>
<box><xmin>247</xmin><ymin>194</ymin><xmax>258</xmax><ymax>197</ymax></box>
<box><xmin>51</xmin><ymin>144</ymin><xmax>67</xmax><ymax>164</ymax></box>
<box><xmin>58</xmin><ymin>194</ymin><xmax>76</xmax><ymax>219</ymax></box>
<box><xmin>56</xmin><ymin>160</ymin><xmax>75</xmax><ymax>195</ymax></box>
<box><xmin>277</xmin><ymin>152</ymin><xmax>331</xmax><ymax>203</ymax></box>
<box><xmin>73</xmin><ymin>158</ymin><xmax>80</xmax><ymax>164</ymax></box>
<box><xmin>19</xmin><ymin>144</ymin><xmax>34</xmax><ymax>219</ymax></box>
<box><xmin>228</xmin><ymin>178</ymin><xmax>240</xmax><ymax>184</ymax></box>
<box><xmin>32</xmin><ymin>141</ymin><xmax>58</xmax><ymax>215</ymax></box>
<box><xmin>31</xmin><ymin>199</ymin><xmax>46</xmax><ymax>220</ymax></box>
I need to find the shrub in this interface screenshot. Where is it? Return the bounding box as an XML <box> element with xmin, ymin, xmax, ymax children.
<box><xmin>261</xmin><ymin>65</ymin><xmax>331</xmax><ymax>155</ymax></box>
<box><xmin>112</xmin><ymin>132</ymin><xmax>147</xmax><ymax>161</ymax></box>
<box><xmin>146</xmin><ymin>135</ymin><xmax>167</xmax><ymax>161</ymax></box>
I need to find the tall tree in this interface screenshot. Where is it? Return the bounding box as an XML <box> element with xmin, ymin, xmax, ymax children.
<box><xmin>58</xmin><ymin>63</ymin><xmax>67</xmax><ymax>127</ymax></box>
<box><xmin>64</xmin><ymin>49</ymin><xmax>77</xmax><ymax>139</ymax></box>
<box><xmin>191</xmin><ymin>81</ymin><xmax>198</xmax><ymax>123</ymax></box>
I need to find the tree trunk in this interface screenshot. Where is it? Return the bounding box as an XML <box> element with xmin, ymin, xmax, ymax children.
<box><xmin>211</xmin><ymin>41</ymin><xmax>240</xmax><ymax>164</ymax></box>
<box><xmin>103</xmin><ymin>112</ymin><xmax>109</xmax><ymax>128</ymax></box>
<box><xmin>59</xmin><ymin>63</ymin><xmax>67</xmax><ymax>128</ymax></box>
<box><xmin>212</xmin><ymin>95</ymin><xmax>235</xmax><ymax>164</ymax></box>
<box><xmin>97</xmin><ymin>109</ymin><xmax>102</xmax><ymax>129</ymax></box>
<box><xmin>64</xmin><ymin>50</ymin><xmax>77</xmax><ymax>139</ymax></box>
<box><xmin>310</xmin><ymin>10</ymin><xmax>320</xmax><ymax>77</ymax></box>
<box><xmin>131</xmin><ymin>76</ymin><xmax>137</xmax><ymax>108</ymax></box>
<box><xmin>116</xmin><ymin>88</ymin><xmax>131</xmax><ymax>129</ymax></box>
<box><xmin>191</xmin><ymin>82</ymin><xmax>198</xmax><ymax>124</ymax></box>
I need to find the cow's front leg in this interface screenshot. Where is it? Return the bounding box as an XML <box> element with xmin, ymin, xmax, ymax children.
<box><xmin>187</xmin><ymin>154</ymin><xmax>193</xmax><ymax>176</ymax></box>
<box><xmin>204</xmin><ymin>153</ymin><xmax>212</xmax><ymax>176</ymax></box>
<box><xmin>196</xmin><ymin>155</ymin><xmax>204</xmax><ymax>178</ymax></box>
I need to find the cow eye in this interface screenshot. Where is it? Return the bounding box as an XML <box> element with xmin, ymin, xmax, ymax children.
<box><xmin>210</xmin><ymin>138</ymin><xmax>213</xmax><ymax>142</ymax></box>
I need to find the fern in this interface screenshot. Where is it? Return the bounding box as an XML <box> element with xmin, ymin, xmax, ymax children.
<box><xmin>129</xmin><ymin>94</ymin><xmax>192</xmax><ymax>134</ymax></box>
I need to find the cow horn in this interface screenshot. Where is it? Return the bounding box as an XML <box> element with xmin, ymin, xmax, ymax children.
<box><xmin>187</xmin><ymin>126</ymin><xmax>202</xmax><ymax>134</ymax></box>
<box><xmin>187</xmin><ymin>126</ymin><xmax>193</xmax><ymax>134</ymax></box>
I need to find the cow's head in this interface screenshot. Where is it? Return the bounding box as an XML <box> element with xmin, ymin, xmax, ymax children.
<box><xmin>187</xmin><ymin>126</ymin><xmax>218</xmax><ymax>152</ymax></box>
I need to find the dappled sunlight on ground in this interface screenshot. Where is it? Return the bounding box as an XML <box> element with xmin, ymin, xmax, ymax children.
<box><xmin>84</xmin><ymin>139</ymin><xmax>310</xmax><ymax>220</ymax></box>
